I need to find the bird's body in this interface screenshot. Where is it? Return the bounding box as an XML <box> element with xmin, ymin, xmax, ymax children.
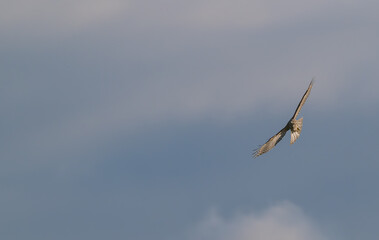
<box><xmin>253</xmin><ymin>80</ymin><xmax>313</xmax><ymax>158</ymax></box>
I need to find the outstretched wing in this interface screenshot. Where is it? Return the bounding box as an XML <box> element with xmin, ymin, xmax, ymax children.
<box><xmin>292</xmin><ymin>79</ymin><xmax>314</xmax><ymax>119</ymax></box>
<box><xmin>253</xmin><ymin>126</ymin><xmax>289</xmax><ymax>158</ymax></box>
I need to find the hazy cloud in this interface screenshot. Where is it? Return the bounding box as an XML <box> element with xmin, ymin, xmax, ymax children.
<box><xmin>2</xmin><ymin>0</ymin><xmax>379</xmax><ymax>173</ymax></box>
<box><xmin>190</xmin><ymin>202</ymin><xmax>328</xmax><ymax>240</ymax></box>
<box><xmin>0</xmin><ymin>0</ymin><xmax>128</xmax><ymax>40</ymax></box>
<box><xmin>1</xmin><ymin>2</ymin><xmax>379</xmax><ymax>239</ymax></box>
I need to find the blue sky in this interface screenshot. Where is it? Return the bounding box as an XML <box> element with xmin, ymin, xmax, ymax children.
<box><xmin>1</xmin><ymin>0</ymin><xmax>379</xmax><ymax>239</ymax></box>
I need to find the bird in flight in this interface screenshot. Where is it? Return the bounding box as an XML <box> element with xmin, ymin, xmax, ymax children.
<box><xmin>253</xmin><ymin>80</ymin><xmax>314</xmax><ymax>158</ymax></box>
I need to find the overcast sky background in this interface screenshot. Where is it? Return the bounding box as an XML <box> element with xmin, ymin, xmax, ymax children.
<box><xmin>1</xmin><ymin>0</ymin><xmax>379</xmax><ymax>239</ymax></box>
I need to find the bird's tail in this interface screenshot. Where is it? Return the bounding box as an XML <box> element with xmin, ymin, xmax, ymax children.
<box><xmin>290</xmin><ymin>118</ymin><xmax>303</xmax><ymax>144</ymax></box>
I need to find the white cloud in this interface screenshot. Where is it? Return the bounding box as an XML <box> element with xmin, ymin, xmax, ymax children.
<box><xmin>190</xmin><ymin>202</ymin><xmax>328</xmax><ymax>240</ymax></box>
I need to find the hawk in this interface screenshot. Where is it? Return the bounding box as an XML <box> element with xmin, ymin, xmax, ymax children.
<box><xmin>253</xmin><ymin>80</ymin><xmax>314</xmax><ymax>158</ymax></box>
